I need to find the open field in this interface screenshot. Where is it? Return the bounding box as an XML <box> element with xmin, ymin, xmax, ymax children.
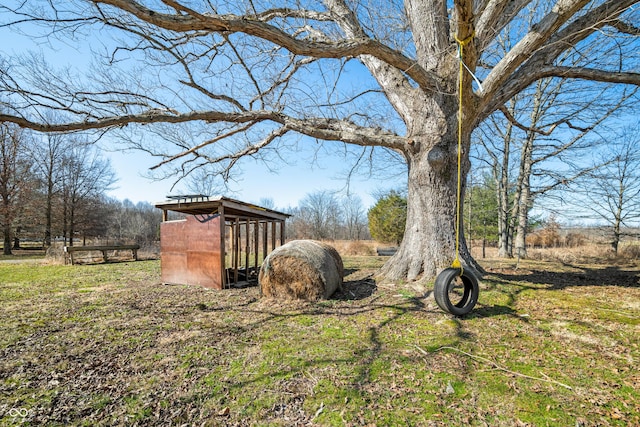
<box><xmin>0</xmin><ymin>251</ymin><xmax>638</xmax><ymax>426</ymax></box>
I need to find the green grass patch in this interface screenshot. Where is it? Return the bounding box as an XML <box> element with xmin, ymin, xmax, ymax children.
<box><xmin>0</xmin><ymin>257</ymin><xmax>638</xmax><ymax>425</ymax></box>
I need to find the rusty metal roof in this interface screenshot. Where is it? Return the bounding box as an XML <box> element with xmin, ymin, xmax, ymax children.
<box><xmin>155</xmin><ymin>195</ymin><xmax>291</xmax><ymax>221</ymax></box>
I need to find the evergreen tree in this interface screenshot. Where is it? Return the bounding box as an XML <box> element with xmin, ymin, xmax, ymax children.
<box><xmin>368</xmin><ymin>191</ymin><xmax>407</xmax><ymax>245</ymax></box>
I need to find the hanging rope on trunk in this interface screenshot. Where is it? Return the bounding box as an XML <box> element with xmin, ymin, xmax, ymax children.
<box><xmin>451</xmin><ymin>32</ymin><xmax>474</xmax><ymax>272</ymax></box>
<box><xmin>432</xmin><ymin>33</ymin><xmax>480</xmax><ymax>317</ymax></box>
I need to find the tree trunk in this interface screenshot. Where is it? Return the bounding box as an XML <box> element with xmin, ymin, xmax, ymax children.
<box><xmin>496</xmin><ymin>158</ymin><xmax>511</xmax><ymax>258</ymax></box>
<box><xmin>612</xmin><ymin>215</ymin><xmax>622</xmax><ymax>254</ymax></box>
<box><xmin>44</xmin><ymin>165</ymin><xmax>54</xmax><ymax>247</ymax></box>
<box><xmin>378</xmin><ymin>118</ymin><xmax>482</xmax><ymax>281</ymax></box>
<box><xmin>69</xmin><ymin>203</ymin><xmax>75</xmax><ymax>246</ymax></box>
<box><xmin>1</xmin><ymin>174</ymin><xmax>11</xmax><ymax>253</ymax></box>
<box><xmin>514</xmin><ymin>156</ymin><xmax>532</xmax><ymax>259</ymax></box>
<box><xmin>611</xmin><ymin>179</ymin><xmax>625</xmax><ymax>254</ymax></box>
<box><xmin>514</xmin><ymin>82</ymin><xmax>544</xmax><ymax>260</ymax></box>
<box><xmin>2</xmin><ymin>225</ymin><xmax>10</xmax><ymax>255</ymax></box>
<box><xmin>2</xmin><ymin>199</ymin><xmax>11</xmax><ymax>255</ymax></box>
<box><xmin>62</xmin><ymin>189</ymin><xmax>69</xmax><ymax>246</ymax></box>
<box><xmin>496</xmin><ymin>102</ymin><xmax>515</xmax><ymax>258</ymax></box>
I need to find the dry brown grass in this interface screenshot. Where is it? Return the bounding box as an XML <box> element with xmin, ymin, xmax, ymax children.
<box><xmin>327</xmin><ymin>240</ymin><xmax>378</xmax><ymax>256</ymax></box>
<box><xmin>470</xmin><ymin>242</ymin><xmax>640</xmax><ymax>265</ymax></box>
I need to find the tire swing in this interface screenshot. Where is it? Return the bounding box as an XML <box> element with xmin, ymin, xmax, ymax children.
<box><xmin>433</xmin><ymin>33</ymin><xmax>480</xmax><ymax>316</ymax></box>
<box><xmin>434</xmin><ymin>265</ymin><xmax>479</xmax><ymax>316</ymax></box>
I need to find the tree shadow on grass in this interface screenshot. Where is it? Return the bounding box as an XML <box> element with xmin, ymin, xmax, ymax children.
<box><xmin>467</xmin><ymin>304</ymin><xmax>521</xmax><ymax>319</ymax></box>
<box><xmin>489</xmin><ymin>263</ymin><xmax>639</xmax><ymax>291</ymax></box>
<box><xmin>333</xmin><ymin>279</ymin><xmax>377</xmax><ymax>301</ymax></box>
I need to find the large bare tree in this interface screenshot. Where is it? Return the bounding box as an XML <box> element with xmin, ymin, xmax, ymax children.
<box><xmin>477</xmin><ymin>76</ymin><xmax>635</xmax><ymax>259</ymax></box>
<box><xmin>29</xmin><ymin>132</ymin><xmax>72</xmax><ymax>247</ymax></box>
<box><xmin>1</xmin><ymin>0</ymin><xmax>639</xmax><ymax>280</ymax></box>
<box><xmin>0</xmin><ymin>122</ymin><xmax>33</xmax><ymax>254</ymax></box>
<box><xmin>60</xmin><ymin>142</ymin><xmax>117</xmax><ymax>245</ymax></box>
<box><xmin>575</xmin><ymin>125</ymin><xmax>640</xmax><ymax>253</ymax></box>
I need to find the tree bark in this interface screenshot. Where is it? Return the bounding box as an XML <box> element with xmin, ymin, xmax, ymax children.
<box><xmin>69</xmin><ymin>202</ymin><xmax>76</xmax><ymax>247</ymax></box>
<box><xmin>514</xmin><ymin>138</ymin><xmax>533</xmax><ymax>260</ymax></box>
<box><xmin>44</xmin><ymin>158</ymin><xmax>54</xmax><ymax>247</ymax></box>
<box><xmin>62</xmin><ymin>190</ymin><xmax>69</xmax><ymax>246</ymax></box>
<box><xmin>2</xmin><ymin>222</ymin><xmax>10</xmax><ymax>255</ymax></box>
<box><xmin>496</xmin><ymin>113</ymin><xmax>514</xmax><ymax>258</ymax></box>
<box><xmin>378</xmin><ymin>100</ymin><xmax>483</xmax><ymax>281</ymax></box>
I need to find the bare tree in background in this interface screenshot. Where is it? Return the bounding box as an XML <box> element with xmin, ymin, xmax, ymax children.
<box><xmin>294</xmin><ymin>190</ymin><xmax>341</xmax><ymax>240</ymax></box>
<box><xmin>473</xmin><ymin>5</ymin><xmax>639</xmax><ymax>259</ymax></box>
<box><xmin>29</xmin><ymin>132</ymin><xmax>72</xmax><ymax>247</ymax></box>
<box><xmin>106</xmin><ymin>198</ymin><xmax>161</xmax><ymax>244</ymax></box>
<box><xmin>60</xmin><ymin>142</ymin><xmax>117</xmax><ymax>245</ymax></box>
<box><xmin>1</xmin><ymin>0</ymin><xmax>639</xmax><ymax>280</ymax></box>
<box><xmin>257</xmin><ymin>198</ymin><xmax>276</xmax><ymax>210</ymax></box>
<box><xmin>185</xmin><ymin>167</ymin><xmax>227</xmax><ymax>199</ymax></box>
<box><xmin>0</xmin><ymin>122</ymin><xmax>32</xmax><ymax>254</ymax></box>
<box><xmin>576</xmin><ymin>126</ymin><xmax>640</xmax><ymax>253</ymax></box>
<box><xmin>477</xmin><ymin>77</ymin><xmax>634</xmax><ymax>259</ymax></box>
<box><xmin>342</xmin><ymin>194</ymin><xmax>368</xmax><ymax>240</ymax></box>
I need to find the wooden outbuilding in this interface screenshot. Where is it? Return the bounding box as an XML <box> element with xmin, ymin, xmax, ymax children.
<box><xmin>155</xmin><ymin>195</ymin><xmax>290</xmax><ymax>289</ymax></box>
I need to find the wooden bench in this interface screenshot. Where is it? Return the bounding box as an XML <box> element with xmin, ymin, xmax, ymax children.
<box><xmin>63</xmin><ymin>244</ymin><xmax>140</xmax><ymax>265</ymax></box>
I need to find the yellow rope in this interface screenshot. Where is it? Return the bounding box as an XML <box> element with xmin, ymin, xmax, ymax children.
<box><xmin>452</xmin><ymin>33</ymin><xmax>474</xmax><ymax>272</ymax></box>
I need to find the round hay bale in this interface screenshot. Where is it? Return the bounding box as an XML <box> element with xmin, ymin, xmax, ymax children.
<box><xmin>259</xmin><ymin>240</ymin><xmax>343</xmax><ymax>300</ymax></box>
<box><xmin>45</xmin><ymin>244</ymin><xmax>65</xmax><ymax>264</ymax></box>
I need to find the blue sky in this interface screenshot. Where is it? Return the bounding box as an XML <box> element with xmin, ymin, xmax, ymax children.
<box><xmin>105</xmin><ymin>144</ymin><xmax>386</xmax><ymax>209</ymax></box>
<box><xmin>0</xmin><ymin>13</ymin><xmax>403</xmax><ymax>210</ymax></box>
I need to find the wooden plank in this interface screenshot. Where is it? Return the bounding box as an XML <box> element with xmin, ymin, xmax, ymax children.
<box><xmin>160</xmin><ymin>215</ymin><xmax>223</xmax><ymax>289</ymax></box>
<box><xmin>271</xmin><ymin>222</ymin><xmax>276</xmax><ymax>251</ymax></box>
<box><xmin>155</xmin><ymin>196</ymin><xmax>291</xmax><ymax>222</ymax></box>
<box><xmin>233</xmin><ymin>217</ymin><xmax>239</xmax><ymax>284</ymax></box>
<box><xmin>280</xmin><ymin>221</ymin><xmax>285</xmax><ymax>246</ymax></box>
<box><xmin>64</xmin><ymin>244</ymin><xmax>140</xmax><ymax>252</ymax></box>
<box><xmin>262</xmin><ymin>221</ymin><xmax>268</xmax><ymax>261</ymax></box>
<box><xmin>245</xmin><ymin>220</ymin><xmax>250</xmax><ymax>280</ymax></box>
<box><xmin>254</xmin><ymin>219</ymin><xmax>259</xmax><ymax>270</ymax></box>
<box><xmin>221</xmin><ymin>198</ymin><xmax>290</xmax><ymax>221</ymax></box>
<box><xmin>63</xmin><ymin>244</ymin><xmax>141</xmax><ymax>265</ymax></box>
<box><xmin>219</xmin><ymin>204</ymin><xmax>226</xmax><ymax>289</ymax></box>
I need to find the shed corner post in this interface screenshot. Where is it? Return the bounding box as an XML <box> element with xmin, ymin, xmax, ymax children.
<box><xmin>271</xmin><ymin>221</ymin><xmax>276</xmax><ymax>251</ymax></box>
<box><xmin>253</xmin><ymin>219</ymin><xmax>259</xmax><ymax>272</ymax></box>
<box><xmin>219</xmin><ymin>205</ymin><xmax>226</xmax><ymax>289</ymax></box>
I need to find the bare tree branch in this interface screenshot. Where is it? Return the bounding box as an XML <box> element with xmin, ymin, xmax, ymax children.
<box><xmin>498</xmin><ymin>105</ymin><xmax>560</xmax><ymax>136</ymax></box>
<box><xmin>482</xmin><ymin>0</ymin><xmax>639</xmax><ymax>117</ymax></box>
<box><xmin>534</xmin><ymin>66</ymin><xmax>640</xmax><ymax>85</ymax></box>
<box><xmin>149</xmin><ymin>121</ymin><xmax>256</xmax><ymax>170</ymax></box>
<box><xmin>481</xmin><ymin>0</ymin><xmax>593</xmax><ymax>101</ymax></box>
<box><xmin>610</xmin><ymin>18</ymin><xmax>640</xmax><ymax>35</ymax></box>
<box><xmin>0</xmin><ymin>109</ymin><xmax>405</xmax><ymax>149</ymax></box>
<box><xmin>200</xmin><ymin>125</ymin><xmax>291</xmax><ymax>180</ymax></box>
<box><xmin>94</xmin><ymin>0</ymin><xmax>441</xmax><ymax>92</ymax></box>
<box><xmin>476</xmin><ymin>0</ymin><xmax>531</xmax><ymax>52</ymax></box>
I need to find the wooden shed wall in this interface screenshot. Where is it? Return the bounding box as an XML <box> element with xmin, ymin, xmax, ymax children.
<box><xmin>160</xmin><ymin>214</ymin><xmax>223</xmax><ymax>289</ymax></box>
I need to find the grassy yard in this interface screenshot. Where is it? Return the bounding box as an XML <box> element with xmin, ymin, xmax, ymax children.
<box><xmin>0</xmin><ymin>254</ymin><xmax>638</xmax><ymax>426</ymax></box>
